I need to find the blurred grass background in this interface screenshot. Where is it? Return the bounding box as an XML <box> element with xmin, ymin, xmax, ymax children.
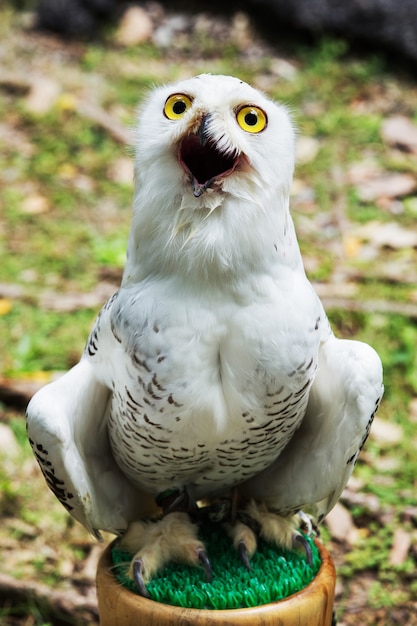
<box><xmin>0</xmin><ymin>1</ymin><xmax>417</xmax><ymax>624</ymax></box>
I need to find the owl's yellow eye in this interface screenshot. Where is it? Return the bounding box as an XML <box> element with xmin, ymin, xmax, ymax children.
<box><xmin>164</xmin><ymin>93</ymin><xmax>193</xmax><ymax>120</ymax></box>
<box><xmin>236</xmin><ymin>106</ymin><xmax>267</xmax><ymax>133</ymax></box>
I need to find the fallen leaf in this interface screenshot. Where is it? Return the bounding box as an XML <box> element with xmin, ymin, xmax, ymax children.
<box><xmin>402</xmin><ymin>506</ymin><xmax>417</xmax><ymax>524</ymax></box>
<box><xmin>108</xmin><ymin>157</ymin><xmax>134</xmax><ymax>185</ymax></box>
<box><xmin>371</xmin><ymin>455</ymin><xmax>401</xmax><ymax>472</ymax></box>
<box><xmin>58</xmin><ymin>163</ymin><xmax>78</xmax><ymax>181</ymax></box>
<box><xmin>230</xmin><ymin>12</ymin><xmax>253</xmax><ymax>49</ymax></box>
<box><xmin>355</xmin><ymin>173</ymin><xmax>416</xmax><ymax>202</ymax></box>
<box><xmin>8</xmin><ymin>519</ymin><xmax>37</xmax><ymax>540</ymax></box>
<box><xmin>381</xmin><ymin>116</ymin><xmax>417</xmax><ymax>154</ymax></box>
<box><xmin>346</xmin><ymin>475</ymin><xmax>365</xmax><ymax>492</ymax></box>
<box><xmin>39</xmin><ymin>282</ymin><xmax>115</xmax><ymax>312</ymax></box>
<box><xmin>81</xmin><ymin>545</ymin><xmax>104</xmax><ymax>581</ymax></box>
<box><xmin>389</xmin><ymin>528</ymin><xmax>412</xmax><ymax>566</ymax></box>
<box><xmin>0</xmin><ymin>424</ymin><xmax>20</xmax><ymax>458</ymax></box>
<box><xmin>21</xmin><ymin>194</ymin><xmax>50</xmax><ymax>215</ymax></box>
<box><xmin>296</xmin><ymin>136</ymin><xmax>320</xmax><ymax>165</ymax></box>
<box><xmin>314</xmin><ymin>281</ymin><xmax>358</xmax><ymax>299</ymax></box>
<box><xmin>370</xmin><ymin>417</ymin><xmax>403</xmax><ymax>446</ymax></box>
<box><xmin>0</xmin><ymin>283</ymin><xmax>26</xmax><ymax>299</ymax></box>
<box><xmin>56</xmin><ymin>92</ymin><xmax>78</xmax><ymax>111</ymax></box>
<box><xmin>341</xmin><ymin>488</ymin><xmax>381</xmax><ymax>514</ymax></box>
<box><xmin>348</xmin><ymin>159</ymin><xmax>382</xmax><ymax>184</ymax></box>
<box><xmin>409</xmin><ymin>398</ymin><xmax>417</xmax><ymax>423</ymax></box>
<box><xmin>353</xmin><ymin>221</ymin><xmax>417</xmax><ymax>249</ymax></box>
<box><xmin>290</xmin><ymin>178</ymin><xmax>316</xmax><ymax>204</ymax></box>
<box><xmin>325</xmin><ymin>502</ymin><xmax>358</xmax><ymax>544</ymax></box>
<box><xmin>115</xmin><ymin>6</ymin><xmax>153</xmax><ymax>46</ymax></box>
<box><xmin>270</xmin><ymin>57</ymin><xmax>298</xmax><ymax>81</ymax></box>
<box><xmin>335</xmin><ymin>578</ymin><xmax>345</xmax><ymax>599</ymax></box>
<box><xmin>25</xmin><ymin>77</ymin><xmax>61</xmax><ymax>115</ymax></box>
<box><xmin>0</xmin><ymin>298</ymin><xmax>12</xmax><ymax>315</ymax></box>
<box><xmin>343</xmin><ymin>234</ymin><xmax>362</xmax><ymax>258</ymax></box>
<box><xmin>371</xmin><ymin>257</ymin><xmax>417</xmax><ymax>285</ymax></box>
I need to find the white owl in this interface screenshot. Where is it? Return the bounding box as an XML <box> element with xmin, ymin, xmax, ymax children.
<box><xmin>27</xmin><ymin>74</ymin><xmax>383</xmax><ymax>595</ymax></box>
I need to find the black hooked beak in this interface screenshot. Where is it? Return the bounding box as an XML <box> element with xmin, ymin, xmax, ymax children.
<box><xmin>198</xmin><ymin>114</ymin><xmax>211</xmax><ymax>147</ymax></box>
<box><xmin>178</xmin><ymin>114</ymin><xmax>240</xmax><ymax>197</ymax></box>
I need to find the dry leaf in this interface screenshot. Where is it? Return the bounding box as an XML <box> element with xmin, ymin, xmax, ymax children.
<box><xmin>355</xmin><ymin>173</ymin><xmax>416</xmax><ymax>202</ymax></box>
<box><xmin>108</xmin><ymin>157</ymin><xmax>134</xmax><ymax>185</ymax></box>
<box><xmin>389</xmin><ymin>528</ymin><xmax>412</xmax><ymax>566</ymax></box>
<box><xmin>314</xmin><ymin>281</ymin><xmax>358</xmax><ymax>299</ymax></box>
<box><xmin>373</xmin><ymin>258</ymin><xmax>417</xmax><ymax>285</ymax></box>
<box><xmin>296</xmin><ymin>136</ymin><xmax>320</xmax><ymax>165</ymax></box>
<box><xmin>115</xmin><ymin>6</ymin><xmax>153</xmax><ymax>46</ymax></box>
<box><xmin>270</xmin><ymin>58</ymin><xmax>298</xmax><ymax>81</ymax></box>
<box><xmin>230</xmin><ymin>12</ymin><xmax>253</xmax><ymax>49</ymax></box>
<box><xmin>342</xmin><ymin>488</ymin><xmax>381</xmax><ymax>514</ymax></box>
<box><xmin>409</xmin><ymin>398</ymin><xmax>417</xmax><ymax>423</ymax></box>
<box><xmin>21</xmin><ymin>194</ymin><xmax>50</xmax><ymax>215</ymax></box>
<box><xmin>39</xmin><ymin>283</ymin><xmax>115</xmax><ymax>312</ymax></box>
<box><xmin>25</xmin><ymin>77</ymin><xmax>61</xmax><ymax>115</ymax></box>
<box><xmin>348</xmin><ymin>159</ymin><xmax>416</xmax><ymax>202</ymax></box>
<box><xmin>354</xmin><ymin>221</ymin><xmax>417</xmax><ymax>249</ymax></box>
<box><xmin>348</xmin><ymin>159</ymin><xmax>382</xmax><ymax>184</ymax></box>
<box><xmin>343</xmin><ymin>234</ymin><xmax>362</xmax><ymax>258</ymax></box>
<box><xmin>0</xmin><ymin>424</ymin><xmax>20</xmax><ymax>458</ymax></box>
<box><xmin>381</xmin><ymin>116</ymin><xmax>417</xmax><ymax>154</ymax></box>
<box><xmin>0</xmin><ymin>298</ymin><xmax>12</xmax><ymax>315</ymax></box>
<box><xmin>370</xmin><ymin>417</ymin><xmax>403</xmax><ymax>446</ymax></box>
<box><xmin>325</xmin><ymin>502</ymin><xmax>358</xmax><ymax>544</ymax></box>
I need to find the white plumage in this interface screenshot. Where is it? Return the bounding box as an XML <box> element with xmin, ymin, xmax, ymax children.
<box><xmin>27</xmin><ymin>74</ymin><xmax>383</xmax><ymax>589</ymax></box>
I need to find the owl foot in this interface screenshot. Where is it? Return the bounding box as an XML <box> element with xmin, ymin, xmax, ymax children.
<box><xmin>119</xmin><ymin>511</ymin><xmax>212</xmax><ymax>596</ymax></box>
<box><xmin>224</xmin><ymin>520</ymin><xmax>257</xmax><ymax>571</ymax></box>
<box><xmin>297</xmin><ymin>510</ymin><xmax>316</xmax><ymax>536</ymax></box>
<box><xmin>234</xmin><ymin>501</ymin><xmax>313</xmax><ymax>567</ymax></box>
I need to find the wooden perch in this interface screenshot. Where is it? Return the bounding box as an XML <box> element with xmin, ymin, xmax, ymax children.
<box><xmin>0</xmin><ymin>573</ymin><xmax>98</xmax><ymax>625</ymax></box>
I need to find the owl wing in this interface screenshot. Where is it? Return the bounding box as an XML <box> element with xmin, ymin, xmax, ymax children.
<box><xmin>26</xmin><ymin>307</ymin><xmax>156</xmax><ymax>538</ymax></box>
<box><xmin>241</xmin><ymin>334</ymin><xmax>383</xmax><ymax>520</ymax></box>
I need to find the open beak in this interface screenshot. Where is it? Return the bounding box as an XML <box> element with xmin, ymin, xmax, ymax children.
<box><xmin>178</xmin><ymin>116</ymin><xmax>240</xmax><ymax>197</ymax></box>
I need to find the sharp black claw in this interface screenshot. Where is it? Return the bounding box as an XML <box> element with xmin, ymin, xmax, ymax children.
<box><xmin>297</xmin><ymin>511</ymin><xmax>314</xmax><ymax>536</ymax></box>
<box><xmin>293</xmin><ymin>534</ymin><xmax>313</xmax><ymax>567</ymax></box>
<box><xmin>197</xmin><ymin>548</ymin><xmax>213</xmax><ymax>583</ymax></box>
<box><xmin>238</xmin><ymin>540</ymin><xmax>252</xmax><ymax>571</ymax></box>
<box><xmin>132</xmin><ymin>557</ymin><xmax>151</xmax><ymax>598</ymax></box>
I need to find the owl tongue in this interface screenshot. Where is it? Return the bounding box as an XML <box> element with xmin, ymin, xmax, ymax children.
<box><xmin>179</xmin><ymin>135</ymin><xmax>239</xmax><ymax>198</ymax></box>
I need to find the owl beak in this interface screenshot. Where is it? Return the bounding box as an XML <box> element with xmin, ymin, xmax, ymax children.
<box><xmin>198</xmin><ymin>114</ymin><xmax>210</xmax><ymax>147</ymax></box>
<box><xmin>179</xmin><ymin>116</ymin><xmax>239</xmax><ymax>198</ymax></box>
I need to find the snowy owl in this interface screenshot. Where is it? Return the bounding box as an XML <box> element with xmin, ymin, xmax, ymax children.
<box><xmin>27</xmin><ymin>74</ymin><xmax>383</xmax><ymax>595</ymax></box>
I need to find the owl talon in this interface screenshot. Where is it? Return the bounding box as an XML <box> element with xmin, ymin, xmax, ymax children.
<box><xmin>293</xmin><ymin>533</ymin><xmax>313</xmax><ymax>567</ymax></box>
<box><xmin>133</xmin><ymin>557</ymin><xmax>151</xmax><ymax>598</ymax></box>
<box><xmin>238</xmin><ymin>540</ymin><xmax>252</xmax><ymax>571</ymax></box>
<box><xmin>197</xmin><ymin>547</ymin><xmax>213</xmax><ymax>582</ymax></box>
<box><xmin>297</xmin><ymin>511</ymin><xmax>314</xmax><ymax>536</ymax></box>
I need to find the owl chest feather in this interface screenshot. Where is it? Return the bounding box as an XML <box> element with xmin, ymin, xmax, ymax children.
<box><xmin>105</xmin><ymin>279</ymin><xmax>320</xmax><ymax>497</ymax></box>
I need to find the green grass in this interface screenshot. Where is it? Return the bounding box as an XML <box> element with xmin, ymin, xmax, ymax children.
<box><xmin>113</xmin><ymin>527</ymin><xmax>320</xmax><ymax>609</ymax></box>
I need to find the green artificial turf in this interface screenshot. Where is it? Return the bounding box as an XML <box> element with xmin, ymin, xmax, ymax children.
<box><xmin>112</xmin><ymin>522</ymin><xmax>321</xmax><ymax>610</ymax></box>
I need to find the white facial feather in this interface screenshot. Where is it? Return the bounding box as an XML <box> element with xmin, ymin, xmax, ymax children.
<box><xmin>123</xmin><ymin>74</ymin><xmax>298</xmax><ymax>285</ymax></box>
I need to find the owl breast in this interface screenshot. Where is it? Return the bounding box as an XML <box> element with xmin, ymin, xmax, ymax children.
<box><xmin>105</xmin><ymin>280</ymin><xmax>321</xmax><ymax>499</ymax></box>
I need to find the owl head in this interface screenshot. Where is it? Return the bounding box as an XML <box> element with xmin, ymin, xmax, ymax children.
<box><xmin>124</xmin><ymin>75</ymin><xmax>299</xmax><ymax>283</ymax></box>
